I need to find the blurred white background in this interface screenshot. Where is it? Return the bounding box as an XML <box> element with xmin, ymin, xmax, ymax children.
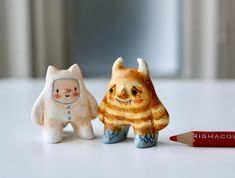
<box><xmin>0</xmin><ymin>0</ymin><xmax>234</xmax><ymax>79</ymax></box>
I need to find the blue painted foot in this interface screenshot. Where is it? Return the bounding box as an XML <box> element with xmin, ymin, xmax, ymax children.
<box><xmin>103</xmin><ymin>126</ymin><xmax>129</xmax><ymax>144</ymax></box>
<box><xmin>134</xmin><ymin>133</ymin><xmax>158</xmax><ymax>148</ymax></box>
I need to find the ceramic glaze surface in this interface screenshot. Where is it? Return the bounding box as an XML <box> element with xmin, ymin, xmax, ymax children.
<box><xmin>98</xmin><ymin>57</ymin><xmax>169</xmax><ymax>148</ymax></box>
<box><xmin>31</xmin><ymin>64</ymin><xmax>98</xmax><ymax>143</ymax></box>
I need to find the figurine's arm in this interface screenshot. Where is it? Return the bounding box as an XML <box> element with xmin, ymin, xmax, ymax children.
<box><xmin>151</xmin><ymin>103</ymin><xmax>169</xmax><ymax>131</ymax></box>
<box><xmin>31</xmin><ymin>94</ymin><xmax>44</xmax><ymax>126</ymax></box>
<box><xmin>97</xmin><ymin>96</ymin><xmax>106</xmax><ymax>123</ymax></box>
<box><xmin>87</xmin><ymin>92</ymin><xmax>98</xmax><ymax>120</ymax></box>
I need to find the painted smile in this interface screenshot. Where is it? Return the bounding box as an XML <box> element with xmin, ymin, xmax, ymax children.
<box><xmin>65</xmin><ymin>94</ymin><xmax>70</xmax><ymax>97</ymax></box>
<box><xmin>115</xmin><ymin>98</ymin><xmax>132</xmax><ymax>105</ymax></box>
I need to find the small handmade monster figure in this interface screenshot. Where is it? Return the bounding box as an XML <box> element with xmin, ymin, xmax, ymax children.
<box><xmin>31</xmin><ymin>64</ymin><xmax>98</xmax><ymax>143</ymax></box>
<box><xmin>98</xmin><ymin>58</ymin><xmax>169</xmax><ymax>148</ymax></box>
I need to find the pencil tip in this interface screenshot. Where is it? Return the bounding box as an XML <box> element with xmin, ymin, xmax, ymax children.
<box><xmin>169</xmin><ymin>135</ymin><xmax>177</xmax><ymax>142</ymax></box>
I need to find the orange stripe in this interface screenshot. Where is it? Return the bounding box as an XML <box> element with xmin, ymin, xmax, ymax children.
<box><xmin>97</xmin><ymin>107</ymin><xmax>104</xmax><ymax>115</ymax></box>
<box><xmin>153</xmin><ymin>115</ymin><xmax>169</xmax><ymax>130</ymax></box>
<box><xmin>98</xmin><ymin>106</ymin><xmax>105</xmax><ymax>123</ymax></box>
<box><xmin>133</xmin><ymin>126</ymin><xmax>156</xmax><ymax>135</ymax></box>
<box><xmin>104</xmin><ymin>112</ymin><xmax>151</xmax><ymax>124</ymax></box>
<box><xmin>105</xmin><ymin>101</ymin><xmax>150</xmax><ymax>113</ymax></box>
<box><xmin>105</xmin><ymin>107</ymin><xmax>150</xmax><ymax>118</ymax></box>
<box><xmin>152</xmin><ymin>110</ymin><xmax>169</xmax><ymax>120</ymax></box>
<box><xmin>154</xmin><ymin>123</ymin><xmax>168</xmax><ymax>131</ymax></box>
<box><xmin>98</xmin><ymin>115</ymin><xmax>104</xmax><ymax>123</ymax></box>
<box><xmin>104</xmin><ymin>117</ymin><xmax>152</xmax><ymax>128</ymax></box>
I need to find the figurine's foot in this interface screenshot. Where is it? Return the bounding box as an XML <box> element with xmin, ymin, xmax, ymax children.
<box><xmin>43</xmin><ymin>124</ymin><xmax>63</xmax><ymax>144</ymax></box>
<box><xmin>134</xmin><ymin>133</ymin><xmax>158</xmax><ymax>148</ymax></box>
<box><xmin>72</xmin><ymin>121</ymin><xmax>95</xmax><ymax>140</ymax></box>
<box><xmin>103</xmin><ymin>126</ymin><xmax>129</xmax><ymax>144</ymax></box>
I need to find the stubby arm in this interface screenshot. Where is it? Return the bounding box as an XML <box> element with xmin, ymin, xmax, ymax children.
<box><xmin>151</xmin><ymin>103</ymin><xmax>169</xmax><ymax>132</ymax></box>
<box><xmin>87</xmin><ymin>92</ymin><xmax>99</xmax><ymax>120</ymax></box>
<box><xmin>97</xmin><ymin>96</ymin><xmax>107</xmax><ymax>123</ymax></box>
<box><xmin>31</xmin><ymin>94</ymin><xmax>44</xmax><ymax>126</ymax></box>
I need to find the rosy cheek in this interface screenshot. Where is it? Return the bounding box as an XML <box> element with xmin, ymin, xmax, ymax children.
<box><xmin>134</xmin><ymin>98</ymin><xmax>143</xmax><ymax>104</ymax></box>
<box><xmin>109</xmin><ymin>95</ymin><xmax>114</xmax><ymax>101</ymax></box>
<box><xmin>73</xmin><ymin>92</ymin><xmax>80</xmax><ymax>97</ymax></box>
<box><xmin>54</xmin><ymin>93</ymin><xmax>62</xmax><ymax>99</ymax></box>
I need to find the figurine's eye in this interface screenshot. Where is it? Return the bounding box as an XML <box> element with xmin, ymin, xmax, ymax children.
<box><xmin>56</xmin><ymin>89</ymin><xmax>59</xmax><ymax>93</ymax></box>
<box><xmin>109</xmin><ymin>85</ymin><xmax>116</xmax><ymax>95</ymax></box>
<box><xmin>74</xmin><ymin>87</ymin><xmax>77</xmax><ymax>91</ymax></box>
<box><xmin>132</xmin><ymin>89</ymin><xmax>137</xmax><ymax>95</ymax></box>
<box><xmin>109</xmin><ymin>88</ymin><xmax>113</xmax><ymax>93</ymax></box>
<box><xmin>131</xmin><ymin>86</ymin><xmax>142</xmax><ymax>97</ymax></box>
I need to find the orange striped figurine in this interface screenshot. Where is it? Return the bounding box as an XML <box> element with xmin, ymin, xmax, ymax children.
<box><xmin>98</xmin><ymin>57</ymin><xmax>169</xmax><ymax>148</ymax></box>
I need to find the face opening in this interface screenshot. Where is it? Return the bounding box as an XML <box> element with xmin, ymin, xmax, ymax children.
<box><xmin>107</xmin><ymin>79</ymin><xmax>150</xmax><ymax>108</ymax></box>
<box><xmin>52</xmin><ymin>78</ymin><xmax>80</xmax><ymax>104</ymax></box>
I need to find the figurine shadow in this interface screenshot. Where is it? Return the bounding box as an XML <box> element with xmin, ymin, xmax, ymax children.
<box><xmin>62</xmin><ymin>131</ymin><xmax>77</xmax><ymax>142</ymax></box>
<box><xmin>94</xmin><ymin>134</ymin><xmax>135</xmax><ymax>144</ymax></box>
<box><xmin>62</xmin><ymin>131</ymin><xmax>101</xmax><ymax>143</ymax></box>
<box><xmin>61</xmin><ymin>131</ymin><xmax>169</xmax><ymax>147</ymax></box>
<box><xmin>156</xmin><ymin>141</ymin><xmax>173</xmax><ymax>147</ymax></box>
<box><xmin>122</xmin><ymin>137</ymin><xmax>134</xmax><ymax>143</ymax></box>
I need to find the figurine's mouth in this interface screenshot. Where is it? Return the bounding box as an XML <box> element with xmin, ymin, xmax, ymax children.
<box><xmin>65</xmin><ymin>94</ymin><xmax>70</xmax><ymax>97</ymax></box>
<box><xmin>115</xmin><ymin>98</ymin><xmax>132</xmax><ymax>105</ymax></box>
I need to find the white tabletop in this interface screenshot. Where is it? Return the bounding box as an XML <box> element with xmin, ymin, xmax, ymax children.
<box><xmin>1</xmin><ymin>79</ymin><xmax>235</xmax><ymax>178</ymax></box>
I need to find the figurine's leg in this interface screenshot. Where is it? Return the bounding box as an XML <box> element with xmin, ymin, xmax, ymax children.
<box><xmin>133</xmin><ymin>126</ymin><xmax>158</xmax><ymax>148</ymax></box>
<box><xmin>103</xmin><ymin>123</ymin><xmax>130</xmax><ymax>144</ymax></box>
<box><xmin>43</xmin><ymin>120</ymin><xmax>63</xmax><ymax>144</ymax></box>
<box><xmin>72</xmin><ymin>120</ymin><xmax>95</xmax><ymax>139</ymax></box>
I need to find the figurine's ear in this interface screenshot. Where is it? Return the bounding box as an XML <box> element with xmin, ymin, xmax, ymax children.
<box><xmin>137</xmin><ymin>58</ymin><xmax>149</xmax><ymax>76</ymax></box>
<box><xmin>68</xmin><ymin>64</ymin><xmax>83</xmax><ymax>76</ymax></box>
<box><xmin>69</xmin><ymin>64</ymin><xmax>80</xmax><ymax>72</ymax></box>
<box><xmin>112</xmin><ymin>57</ymin><xmax>124</xmax><ymax>70</ymax></box>
<box><xmin>47</xmin><ymin>65</ymin><xmax>58</xmax><ymax>74</ymax></box>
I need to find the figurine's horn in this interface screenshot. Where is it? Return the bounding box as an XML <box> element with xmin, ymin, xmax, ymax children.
<box><xmin>137</xmin><ymin>58</ymin><xmax>149</xmax><ymax>76</ymax></box>
<box><xmin>112</xmin><ymin>57</ymin><xmax>124</xmax><ymax>70</ymax></box>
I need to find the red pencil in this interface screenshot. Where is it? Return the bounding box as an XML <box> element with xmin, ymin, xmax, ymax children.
<box><xmin>170</xmin><ymin>131</ymin><xmax>235</xmax><ymax>147</ymax></box>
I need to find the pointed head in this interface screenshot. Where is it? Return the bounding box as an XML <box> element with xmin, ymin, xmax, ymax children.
<box><xmin>45</xmin><ymin>64</ymin><xmax>85</xmax><ymax>104</ymax></box>
<box><xmin>106</xmin><ymin>57</ymin><xmax>155</xmax><ymax>109</ymax></box>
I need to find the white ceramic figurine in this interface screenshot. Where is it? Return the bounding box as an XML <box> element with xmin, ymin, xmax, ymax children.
<box><xmin>31</xmin><ymin>64</ymin><xmax>98</xmax><ymax>143</ymax></box>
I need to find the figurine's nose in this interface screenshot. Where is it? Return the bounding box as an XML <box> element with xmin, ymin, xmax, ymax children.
<box><xmin>64</xmin><ymin>88</ymin><xmax>71</xmax><ymax>93</ymax></box>
<box><xmin>117</xmin><ymin>88</ymin><xmax>129</xmax><ymax>99</ymax></box>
